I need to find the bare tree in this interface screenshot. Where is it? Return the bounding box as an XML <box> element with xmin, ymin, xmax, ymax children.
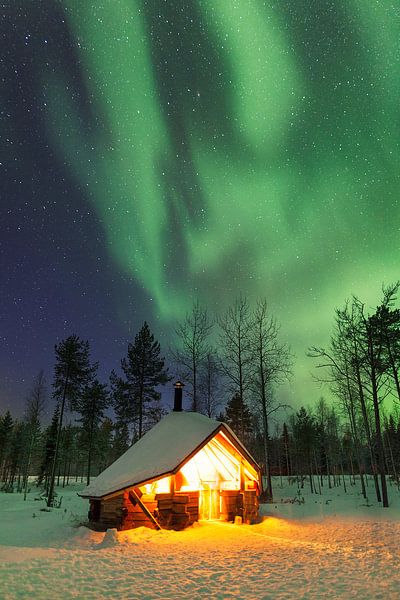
<box><xmin>309</xmin><ymin>291</ymin><xmax>395</xmax><ymax>507</ymax></box>
<box><xmin>173</xmin><ymin>301</ymin><xmax>213</xmax><ymax>412</ymax></box>
<box><xmin>199</xmin><ymin>352</ymin><xmax>222</xmax><ymax>418</ymax></box>
<box><xmin>309</xmin><ymin>305</ymin><xmax>381</xmax><ymax>502</ymax></box>
<box><xmin>218</xmin><ymin>296</ymin><xmax>253</xmax><ymax>439</ymax></box>
<box><xmin>249</xmin><ymin>299</ymin><xmax>292</xmax><ymax>501</ymax></box>
<box><xmin>356</xmin><ymin>297</ymin><xmax>390</xmax><ymax>507</ymax></box>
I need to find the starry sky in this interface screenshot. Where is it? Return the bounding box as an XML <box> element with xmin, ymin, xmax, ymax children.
<box><xmin>1</xmin><ymin>1</ymin><xmax>399</xmax><ymax>416</ymax></box>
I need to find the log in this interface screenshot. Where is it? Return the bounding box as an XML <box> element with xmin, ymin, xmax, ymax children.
<box><xmin>155</xmin><ymin>493</ymin><xmax>173</xmax><ymax>501</ymax></box>
<box><xmin>158</xmin><ymin>500</ymin><xmax>173</xmax><ymax>510</ymax></box>
<box><xmin>172</xmin><ymin>503</ymin><xmax>188</xmax><ymax>514</ymax></box>
<box><xmin>186</xmin><ymin>506</ymin><xmax>198</xmax><ymax>514</ymax></box>
<box><xmin>171</xmin><ymin>514</ymin><xmax>190</xmax><ymax>529</ymax></box>
<box><xmin>128</xmin><ymin>490</ymin><xmax>161</xmax><ymax>530</ymax></box>
<box><xmin>172</xmin><ymin>495</ymin><xmax>189</xmax><ymax>504</ymax></box>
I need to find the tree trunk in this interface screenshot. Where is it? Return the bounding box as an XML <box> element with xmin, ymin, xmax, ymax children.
<box><xmin>138</xmin><ymin>370</ymin><xmax>144</xmax><ymax>439</ymax></box>
<box><xmin>385</xmin><ymin>430</ymin><xmax>399</xmax><ymax>490</ymax></box>
<box><xmin>367</xmin><ymin>329</ymin><xmax>388</xmax><ymax>507</ymax></box>
<box><xmin>47</xmin><ymin>369</ymin><xmax>69</xmax><ymax>507</ymax></box>
<box><xmin>87</xmin><ymin>418</ymin><xmax>94</xmax><ymax>486</ymax></box>
<box><xmin>353</xmin><ymin>348</ymin><xmax>381</xmax><ymax>502</ymax></box>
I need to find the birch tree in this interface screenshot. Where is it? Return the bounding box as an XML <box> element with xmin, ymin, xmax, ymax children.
<box><xmin>173</xmin><ymin>302</ymin><xmax>213</xmax><ymax>413</ymax></box>
<box><xmin>249</xmin><ymin>299</ymin><xmax>292</xmax><ymax>501</ymax></box>
<box><xmin>218</xmin><ymin>296</ymin><xmax>253</xmax><ymax>440</ymax></box>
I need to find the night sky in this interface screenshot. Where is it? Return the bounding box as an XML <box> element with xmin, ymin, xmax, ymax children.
<box><xmin>1</xmin><ymin>1</ymin><xmax>399</xmax><ymax>416</ymax></box>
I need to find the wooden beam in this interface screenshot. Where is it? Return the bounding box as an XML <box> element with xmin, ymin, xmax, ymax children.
<box><xmin>128</xmin><ymin>489</ymin><xmax>162</xmax><ymax>530</ymax></box>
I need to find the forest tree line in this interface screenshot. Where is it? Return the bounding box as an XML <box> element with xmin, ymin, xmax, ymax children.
<box><xmin>1</xmin><ymin>285</ymin><xmax>400</xmax><ymax>506</ymax></box>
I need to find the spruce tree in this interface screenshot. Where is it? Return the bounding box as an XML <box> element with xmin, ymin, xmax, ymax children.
<box><xmin>112</xmin><ymin>422</ymin><xmax>130</xmax><ymax>461</ymax></box>
<box><xmin>6</xmin><ymin>421</ymin><xmax>26</xmax><ymax>490</ymax></box>
<box><xmin>292</xmin><ymin>407</ymin><xmax>317</xmax><ymax>492</ymax></box>
<box><xmin>281</xmin><ymin>422</ymin><xmax>291</xmax><ymax>477</ymax></box>
<box><xmin>0</xmin><ymin>411</ymin><xmax>13</xmax><ymax>481</ymax></box>
<box><xmin>224</xmin><ymin>392</ymin><xmax>253</xmax><ymax>446</ymax></box>
<box><xmin>96</xmin><ymin>417</ymin><xmax>114</xmax><ymax>472</ymax></box>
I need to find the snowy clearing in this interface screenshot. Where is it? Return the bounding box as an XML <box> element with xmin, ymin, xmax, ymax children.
<box><xmin>0</xmin><ymin>478</ymin><xmax>399</xmax><ymax>599</ymax></box>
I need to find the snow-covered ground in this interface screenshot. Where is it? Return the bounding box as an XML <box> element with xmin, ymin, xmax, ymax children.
<box><xmin>0</xmin><ymin>477</ymin><xmax>399</xmax><ymax>599</ymax></box>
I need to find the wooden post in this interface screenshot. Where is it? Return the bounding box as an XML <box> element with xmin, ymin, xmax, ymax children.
<box><xmin>128</xmin><ymin>490</ymin><xmax>162</xmax><ymax>530</ymax></box>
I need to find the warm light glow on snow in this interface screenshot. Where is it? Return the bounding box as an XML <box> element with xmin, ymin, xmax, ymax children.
<box><xmin>2</xmin><ymin>478</ymin><xmax>400</xmax><ymax>598</ymax></box>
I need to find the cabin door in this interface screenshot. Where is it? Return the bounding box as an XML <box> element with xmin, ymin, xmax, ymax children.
<box><xmin>199</xmin><ymin>489</ymin><xmax>220</xmax><ymax>520</ymax></box>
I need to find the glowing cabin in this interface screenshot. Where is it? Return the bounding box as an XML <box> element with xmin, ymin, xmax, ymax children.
<box><xmin>80</xmin><ymin>383</ymin><xmax>262</xmax><ymax>531</ymax></box>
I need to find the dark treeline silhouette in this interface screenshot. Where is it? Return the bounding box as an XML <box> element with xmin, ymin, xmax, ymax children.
<box><xmin>1</xmin><ymin>287</ymin><xmax>399</xmax><ymax>507</ymax></box>
<box><xmin>308</xmin><ymin>282</ymin><xmax>400</xmax><ymax>507</ymax></box>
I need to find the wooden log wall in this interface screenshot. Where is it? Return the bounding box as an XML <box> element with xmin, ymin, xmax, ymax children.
<box><xmin>156</xmin><ymin>491</ymin><xmax>199</xmax><ymax>530</ymax></box>
<box><xmin>242</xmin><ymin>490</ymin><xmax>260</xmax><ymax>524</ymax></box>
<box><xmin>120</xmin><ymin>490</ymin><xmax>158</xmax><ymax>530</ymax></box>
<box><xmin>220</xmin><ymin>490</ymin><xmax>241</xmax><ymax>522</ymax></box>
<box><xmin>89</xmin><ymin>494</ymin><xmax>125</xmax><ymax>531</ymax></box>
<box><xmin>88</xmin><ymin>488</ymin><xmax>259</xmax><ymax>531</ymax></box>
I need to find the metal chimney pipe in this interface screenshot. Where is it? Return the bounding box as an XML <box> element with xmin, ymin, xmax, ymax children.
<box><xmin>173</xmin><ymin>381</ymin><xmax>184</xmax><ymax>412</ymax></box>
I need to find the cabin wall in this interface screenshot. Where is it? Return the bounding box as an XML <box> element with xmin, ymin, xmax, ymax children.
<box><xmin>88</xmin><ymin>488</ymin><xmax>259</xmax><ymax>531</ymax></box>
<box><xmin>220</xmin><ymin>490</ymin><xmax>260</xmax><ymax>524</ymax></box>
<box><xmin>88</xmin><ymin>494</ymin><xmax>125</xmax><ymax>531</ymax></box>
<box><xmin>121</xmin><ymin>490</ymin><xmax>158</xmax><ymax>530</ymax></box>
<box><xmin>220</xmin><ymin>490</ymin><xmax>241</xmax><ymax>522</ymax></box>
<box><xmin>88</xmin><ymin>490</ymin><xmax>200</xmax><ymax>531</ymax></box>
<box><xmin>156</xmin><ymin>491</ymin><xmax>199</xmax><ymax>530</ymax></box>
<box><xmin>242</xmin><ymin>490</ymin><xmax>260</xmax><ymax>524</ymax></box>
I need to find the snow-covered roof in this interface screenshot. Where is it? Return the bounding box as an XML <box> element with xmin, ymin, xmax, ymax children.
<box><xmin>80</xmin><ymin>411</ymin><xmax>258</xmax><ymax>498</ymax></box>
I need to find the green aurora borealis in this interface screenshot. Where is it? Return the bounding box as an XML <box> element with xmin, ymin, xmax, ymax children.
<box><xmin>49</xmin><ymin>1</ymin><xmax>399</xmax><ymax>405</ymax></box>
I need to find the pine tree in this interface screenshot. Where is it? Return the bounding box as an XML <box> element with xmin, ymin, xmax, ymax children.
<box><xmin>110</xmin><ymin>369</ymin><xmax>132</xmax><ymax>434</ymax></box>
<box><xmin>48</xmin><ymin>334</ymin><xmax>96</xmax><ymax>506</ymax></box>
<box><xmin>37</xmin><ymin>405</ymin><xmax>60</xmax><ymax>493</ymax></box>
<box><xmin>76</xmin><ymin>379</ymin><xmax>110</xmax><ymax>485</ymax></box>
<box><xmin>113</xmin><ymin>322</ymin><xmax>170</xmax><ymax>440</ymax></box>
<box><xmin>59</xmin><ymin>423</ymin><xmax>77</xmax><ymax>487</ymax></box>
